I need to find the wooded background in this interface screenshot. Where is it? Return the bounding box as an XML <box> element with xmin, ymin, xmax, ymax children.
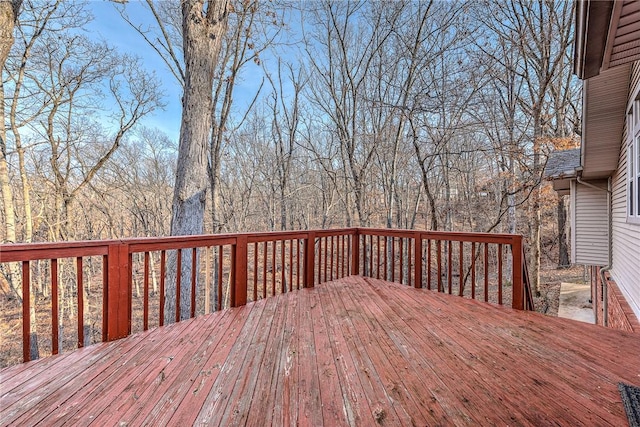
<box><xmin>1</xmin><ymin>0</ymin><xmax>578</xmax><ymax>320</ymax></box>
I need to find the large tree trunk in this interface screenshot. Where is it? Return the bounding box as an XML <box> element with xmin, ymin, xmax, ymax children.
<box><xmin>165</xmin><ymin>0</ymin><xmax>229</xmax><ymax>323</ymax></box>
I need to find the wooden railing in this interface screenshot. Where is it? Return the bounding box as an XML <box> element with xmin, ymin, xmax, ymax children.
<box><xmin>0</xmin><ymin>228</ymin><xmax>532</xmax><ymax>365</ymax></box>
<box><xmin>356</xmin><ymin>229</ymin><xmax>530</xmax><ymax>309</ymax></box>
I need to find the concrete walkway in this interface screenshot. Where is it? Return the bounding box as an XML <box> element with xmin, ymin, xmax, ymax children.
<box><xmin>558</xmin><ymin>282</ymin><xmax>595</xmax><ymax>324</ymax></box>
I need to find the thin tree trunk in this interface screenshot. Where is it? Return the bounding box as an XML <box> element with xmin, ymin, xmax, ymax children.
<box><xmin>531</xmin><ymin>116</ymin><xmax>543</xmax><ymax>295</ymax></box>
<box><xmin>12</xmin><ymin>126</ymin><xmax>32</xmax><ymax>243</ymax></box>
<box><xmin>558</xmin><ymin>195</ymin><xmax>570</xmax><ymax>267</ymax></box>
<box><xmin>150</xmin><ymin>251</ymin><xmax>158</xmax><ymax>295</ymax></box>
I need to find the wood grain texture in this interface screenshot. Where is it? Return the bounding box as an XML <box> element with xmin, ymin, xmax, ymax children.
<box><xmin>1</xmin><ymin>276</ymin><xmax>637</xmax><ymax>426</ymax></box>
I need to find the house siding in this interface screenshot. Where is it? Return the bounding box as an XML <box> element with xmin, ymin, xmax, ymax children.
<box><xmin>571</xmin><ymin>179</ymin><xmax>609</xmax><ymax>266</ymax></box>
<box><xmin>609</xmin><ymin>98</ymin><xmax>640</xmax><ymax>321</ymax></box>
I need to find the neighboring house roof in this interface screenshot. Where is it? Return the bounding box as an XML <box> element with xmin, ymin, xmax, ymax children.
<box><xmin>544</xmin><ymin>148</ymin><xmax>581</xmax><ymax>196</ymax></box>
<box><xmin>574</xmin><ymin>0</ymin><xmax>635</xmax><ymax>180</ymax></box>
<box><xmin>545</xmin><ymin>148</ymin><xmax>581</xmax><ymax>179</ymax></box>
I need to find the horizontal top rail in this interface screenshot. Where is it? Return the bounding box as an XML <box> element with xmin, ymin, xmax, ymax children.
<box><xmin>357</xmin><ymin>227</ymin><xmax>520</xmax><ymax>244</ymax></box>
<box><xmin>0</xmin><ymin>227</ymin><xmax>521</xmax><ymax>261</ymax></box>
<box><xmin>0</xmin><ymin>242</ymin><xmax>110</xmax><ymax>262</ymax></box>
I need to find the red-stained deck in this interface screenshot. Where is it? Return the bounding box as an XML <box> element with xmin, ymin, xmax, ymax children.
<box><xmin>1</xmin><ymin>276</ymin><xmax>639</xmax><ymax>426</ymax></box>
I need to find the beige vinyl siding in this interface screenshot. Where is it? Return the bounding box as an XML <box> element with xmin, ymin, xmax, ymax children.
<box><xmin>609</xmin><ymin>78</ymin><xmax>640</xmax><ymax>320</ymax></box>
<box><xmin>571</xmin><ymin>180</ymin><xmax>609</xmax><ymax>266</ymax></box>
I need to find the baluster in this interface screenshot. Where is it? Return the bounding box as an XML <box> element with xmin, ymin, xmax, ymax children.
<box><xmin>324</xmin><ymin>237</ymin><xmax>328</xmax><ymax>282</ymax></box>
<box><xmin>447</xmin><ymin>241</ymin><xmax>453</xmax><ymax>294</ymax></box>
<box><xmin>400</xmin><ymin>237</ymin><xmax>404</xmax><ymax>285</ymax></box>
<box><xmin>143</xmin><ymin>252</ymin><xmax>149</xmax><ymax>330</ymax></box>
<box><xmin>253</xmin><ymin>242</ymin><xmax>258</xmax><ymax>301</ymax></box>
<box><xmin>159</xmin><ymin>250</ymin><xmax>166</xmax><ymax>326</ymax></box>
<box><xmin>289</xmin><ymin>240</ymin><xmax>293</xmax><ymax>292</ymax></box>
<box><xmin>391</xmin><ymin>237</ymin><xmax>396</xmax><ymax>282</ymax></box>
<box><xmin>408</xmin><ymin>238</ymin><xmax>413</xmax><ymax>287</ymax></box>
<box><xmin>317</xmin><ymin>238</ymin><xmax>322</xmax><ymax>284</ymax></box>
<box><xmin>272</xmin><ymin>240</ymin><xmax>276</xmax><ymax>296</ymax></box>
<box><xmin>427</xmin><ymin>239</ymin><xmax>432</xmax><ymax>290</ymax></box>
<box><xmin>77</xmin><ymin>257</ymin><xmax>84</xmax><ymax>347</ymax></box>
<box><xmin>281</xmin><ymin>240</ymin><xmax>286</xmax><ymax>293</ymax></box>
<box><xmin>205</xmin><ymin>247</ymin><xmax>211</xmax><ymax>313</ymax></box>
<box><xmin>330</xmin><ymin>236</ymin><xmax>333</xmax><ymax>279</ymax></box>
<box><xmin>218</xmin><ymin>246</ymin><xmax>224</xmax><ymax>310</ymax></box>
<box><xmin>191</xmin><ymin>248</ymin><xmax>197</xmax><ymax>317</ymax></box>
<box><xmin>498</xmin><ymin>244</ymin><xmax>503</xmax><ymax>305</ymax></box>
<box><xmin>484</xmin><ymin>243</ymin><xmax>489</xmax><ymax>302</ymax></box>
<box><xmin>437</xmin><ymin>240</ymin><xmax>442</xmax><ymax>292</ymax></box>
<box><xmin>263</xmin><ymin>242</ymin><xmax>267</xmax><ymax>299</ymax></box>
<box><xmin>459</xmin><ymin>242</ymin><xmax>464</xmax><ymax>297</ymax></box>
<box><xmin>22</xmin><ymin>260</ymin><xmax>31</xmax><ymax>362</ymax></box>
<box><xmin>175</xmin><ymin>249</ymin><xmax>182</xmax><ymax>323</ymax></box>
<box><xmin>297</xmin><ymin>239</ymin><xmax>301</xmax><ymax>289</ymax></box>
<box><xmin>471</xmin><ymin>242</ymin><xmax>476</xmax><ymax>300</ymax></box>
<box><xmin>52</xmin><ymin>259</ymin><xmax>59</xmax><ymax>355</ymax></box>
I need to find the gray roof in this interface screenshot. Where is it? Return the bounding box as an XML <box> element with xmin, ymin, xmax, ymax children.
<box><xmin>545</xmin><ymin>148</ymin><xmax>581</xmax><ymax>180</ymax></box>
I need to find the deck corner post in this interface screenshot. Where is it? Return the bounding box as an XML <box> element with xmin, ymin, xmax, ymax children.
<box><xmin>351</xmin><ymin>229</ymin><xmax>360</xmax><ymax>276</ymax></box>
<box><xmin>105</xmin><ymin>242</ymin><xmax>130</xmax><ymax>341</ymax></box>
<box><xmin>512</xmin><ymin>235</ymin><xmax>524</xmax><ymax>310</ymax></box>
<box><xmin>304</xmin><ymin>231</ymin><xmax>316</xmax><ymax>288</ymax></box>
<box><xmin>231</xmin><ymin>235</ymin><xmax>248</xmax><ymax>307</ymax></box>
<box><xmin>414</xmin><ymin>232</ymin><xmax>423</xmax><ymax>288</ymax></box>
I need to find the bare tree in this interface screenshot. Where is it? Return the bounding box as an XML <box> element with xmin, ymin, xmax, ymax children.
<box><xmin>159</xmin><ymin>0</ymin><xmax>229</xmax><ymax>321</ymax></box>
<box><xmin>304</xmin><ymin>0</ymin><xmax>403</xmax><ymax>226</ymax></box>
<box><xmin>481</xmin><ymin>0</ymin><xmax>574</xmax><ymax>292</ymax></box>
<box><xmin>264</xmin><ymin>60</ymin><xmax>305</xmax><ymax>230</ymax></box>
<box><xmin>0</xmin><ymin>0</ymin><xmax>23</xmax><ymax>244</ymax></box>
<box><xmin>27</xmin><ymin>33</ymin><xmax>163</xmax><ymax>240</ymax></box>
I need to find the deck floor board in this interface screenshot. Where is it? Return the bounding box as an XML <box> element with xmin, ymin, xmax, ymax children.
<box><xmin>1</xmin><ymin>276</ymin><xmax>639</xmax><ymax>426</ymax></box>
<box><xmin>118</xmin><ymin>307</ymin><xmax>240</xmax><ymax>425</ymax></box>
<box><xmin>369</xmin><ymin>277</ymin><xmax>603</xmax><ymax>424</ymax></box>
<box><xmin>392</xmin><ymin>278</ymin><xmax>629</xmax><ymax>423</ymax></box>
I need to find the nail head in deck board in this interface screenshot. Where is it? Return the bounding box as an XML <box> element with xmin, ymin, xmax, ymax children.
<box><xmin>1</xmin><ymin>276</ymin><xmax>638</xmax><ymax>426</ymax></box>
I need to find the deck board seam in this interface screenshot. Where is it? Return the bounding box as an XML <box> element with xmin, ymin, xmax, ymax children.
<box><xmin>368</xmin><ymin>278</ymin><xmax>624</xmax><ymax>424</ymax></box>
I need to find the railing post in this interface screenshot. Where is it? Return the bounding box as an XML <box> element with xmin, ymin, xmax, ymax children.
<box><xmin>414</xmin><ymin>232</ymin><xmax>422</xmax><ymax>288</ymax></box>
<box><xmin>305</xmin><ymin>231</ymin><xmax>316</xmax><ymax>288</ymax></box>
<box><xmin>351</xmin><ymin>229</ymin><xmax>360</xmax><ymax>276</ymax></box>
<box><xmin>105</xmin><ymin>242</ymin><xmax>130</xmax><ymax>341</ymax></box>
<box><xmin>232</xmin><ymin>235</ymin><xmax>248</xmax><ymax>307</ymax></box>
<box><xmin>511</xmin><ymin>235</ymin><xmax>524</xmax><ymax>310</ymax></box>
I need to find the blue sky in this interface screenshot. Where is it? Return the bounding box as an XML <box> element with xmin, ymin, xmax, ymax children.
<box><xmin>84</xmin><ymin>1</ymin><xmax>272</xmax><ymax>143</ymax></box>
<box><xmin>86</xmin><ymin>1</ymin><xmax>183</xmax><ymax>141</ymax></box>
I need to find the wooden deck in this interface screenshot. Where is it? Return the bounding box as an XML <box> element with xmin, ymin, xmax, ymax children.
<box><xmin>1</xmin><ymin>276</ymin><xmax>639</xmax><ymax>426</ymax></box>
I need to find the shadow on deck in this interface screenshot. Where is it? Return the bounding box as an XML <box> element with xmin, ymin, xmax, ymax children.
<box><xmin>1</xmin><ymin>276</ymin><xmax>638</xmax><ymax>425</ymax></box>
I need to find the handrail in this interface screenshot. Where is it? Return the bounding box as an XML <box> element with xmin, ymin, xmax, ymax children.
<box><xmin>0</xmin><ymin>227</ymin><xmax>531</xmax><ymax>365</ymax></box>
